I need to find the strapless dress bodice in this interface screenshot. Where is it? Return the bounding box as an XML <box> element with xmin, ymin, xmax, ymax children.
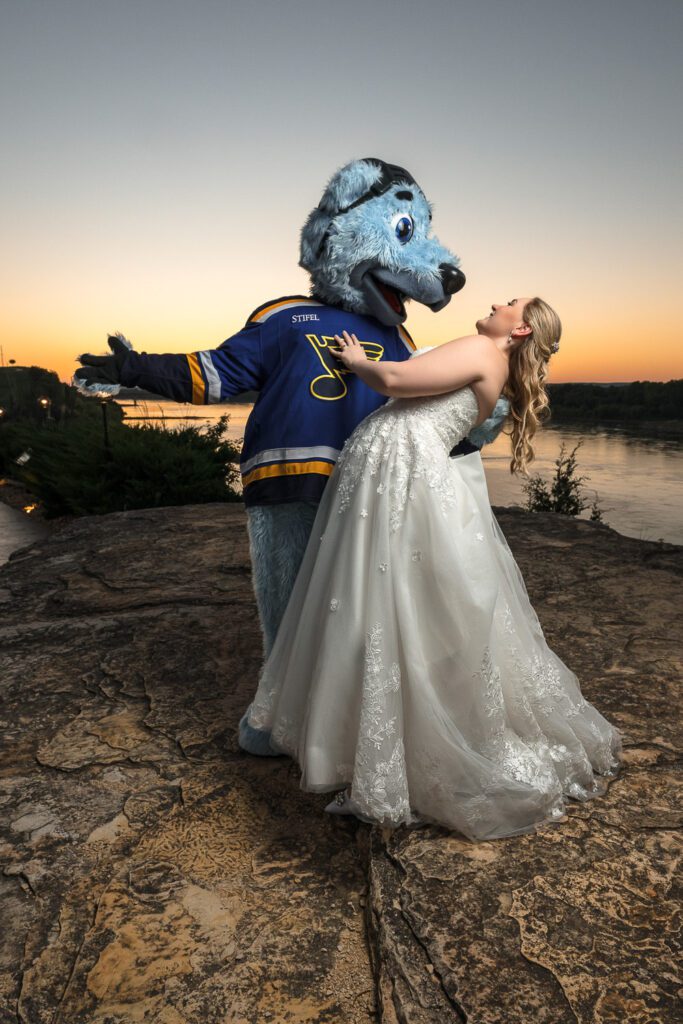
<box><xmin>376</xmin><ymin>345</ymin><xmax>481</xmax><ymax>451</ymax></box>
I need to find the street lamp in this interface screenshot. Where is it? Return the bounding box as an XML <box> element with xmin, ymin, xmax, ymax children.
<box><xmin>37</xmin><ymin>396</ymin><xmax>52</xmax><ymax>423</ymax></box>
<box><xmin>99</xmin><ymin>395</ymin><xmax>113</xmax><ymax>461</ymax></box>
<box><xmin>0</xmin><ymin>407</ymin><xmax>5</xmax><ymax>421</ymax></box>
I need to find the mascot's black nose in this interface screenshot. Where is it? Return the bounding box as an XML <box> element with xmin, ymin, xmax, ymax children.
<box><xmin>439</xmin><ymin>263</ymin><xmax>466</xmax><ymax>295</ymax></box>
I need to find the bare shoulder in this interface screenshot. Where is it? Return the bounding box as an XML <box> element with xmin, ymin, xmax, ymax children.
<box><xmin>438</xmin><ymin>334</ymin><xmax>501</xmax><ymax>357</ymax></box>
<box><xmin>435</xmin><ymin>334</ymin><xmax>506</xmax><ymax>372</ymax></box>
<box><xmin>438</xmin><ymin>335</ymin><xmax>509</xmax><ymax>411</ymax></box>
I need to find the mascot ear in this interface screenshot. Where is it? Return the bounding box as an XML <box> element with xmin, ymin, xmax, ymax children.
<box><xmin>300</xmin><ymin>158</ymin><xmax>385</xmax><ymax>272</ymax></box>
<box><xmin>299</xmin><ymin>207</ymin><xmax>329</xmax><ymax>273</ymax></box>
<box><xmin>322</xmin><ymin>158</ymin><xmax>384</xmax><ymax>213</ymax></box>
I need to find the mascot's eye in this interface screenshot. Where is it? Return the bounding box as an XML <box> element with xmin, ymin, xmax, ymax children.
<box><xmin>391</xmin><ymin>213</ymin><xmax>414</xmax><ymax>243</ymax></box>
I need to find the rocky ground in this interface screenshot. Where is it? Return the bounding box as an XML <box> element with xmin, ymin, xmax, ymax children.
<box><xmin>0</xmin><ymin>503</ymin><xmax>680</xmax><ymax>1023</ymax></box>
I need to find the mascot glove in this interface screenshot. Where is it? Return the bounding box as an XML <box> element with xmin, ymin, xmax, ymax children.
<box><xmin>468</xmin><ymin>396</ymin><xmax>511</xmax><ymax>449</ymax></box>
<box><xmin>73</xmin><ymin>333</ymin><xmax>133</xmax><ymax>395</ymax></box>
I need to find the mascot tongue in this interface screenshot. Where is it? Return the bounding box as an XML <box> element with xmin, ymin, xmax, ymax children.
<box><xmin>377</xmin><ymin>280</ymin><xmax>404</xmax><ymax>314</ymax></box>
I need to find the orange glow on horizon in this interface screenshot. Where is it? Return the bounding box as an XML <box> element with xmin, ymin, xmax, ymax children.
<box><xmin>6</xmin><ymin>312</ymin><xmax>680</xmax><ymax>387</ymax></box>
<box><xmin>2</xmin><ymin>267</ymin><xmax>681</xmax><ymax>387</ymax></box>
<box><xmin>6</xmin><ymin>335</ymin><xmax>681</xmax><ymax>387</ymax></box>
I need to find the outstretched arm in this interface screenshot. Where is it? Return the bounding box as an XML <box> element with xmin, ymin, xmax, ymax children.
<box><xmin>74</xmin><ymin>323</ymin><xmax>266</xmax><ymax>403</ymax></box>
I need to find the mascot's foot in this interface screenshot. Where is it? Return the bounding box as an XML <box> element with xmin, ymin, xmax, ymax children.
<box><xmin>238</xmin><ymin>708</ymin><xmax>282</xmax><ymax>757</ymax></box>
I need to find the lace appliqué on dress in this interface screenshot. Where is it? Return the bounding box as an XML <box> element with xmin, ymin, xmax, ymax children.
<box><xmin>476</xmin><ymin>602</ymin><xmax>620</xmax><ymax>798</ymax></box>
<box><xmin>351</xmin><ymin>623</ymin><xmax>411</xmax><ymax>824</ymax></box>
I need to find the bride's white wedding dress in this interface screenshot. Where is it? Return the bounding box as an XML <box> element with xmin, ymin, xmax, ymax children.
<box><xmin>247</xmin><ymin>346</ymin><xmax>622</xmax><ymax>841</ymax></box>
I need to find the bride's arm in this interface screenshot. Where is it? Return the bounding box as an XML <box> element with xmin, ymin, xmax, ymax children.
<box><xmin>331</xmin><ymin>331</ymin><xmax>498</xmax><ymax>398</ymax></box>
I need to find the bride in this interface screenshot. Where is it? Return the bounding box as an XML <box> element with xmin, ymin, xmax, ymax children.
<box><xmin>245</xmin><ymin>296</ymin><xmax>623</xmax><ymax>841</ymax></box>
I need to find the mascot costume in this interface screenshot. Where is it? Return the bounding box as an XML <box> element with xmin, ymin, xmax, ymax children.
<box><xmin>75</xmin><ymin>157</ymin><xmax>510</xmax><ymax>756</ymax></box>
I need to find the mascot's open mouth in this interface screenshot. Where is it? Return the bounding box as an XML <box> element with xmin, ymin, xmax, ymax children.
<box><xmin>372</xmin><ymin>275</ymin><xmax>407</xmax><ymax>319</ymax></box>
<box><xmin>354</xmin><ymin>264</ymin><xmax>459</xmax><ymax>326</ymax></box>
<box><xmin>353</xmin><ymin>267</ymin><xmax>414</xmax><ymax>326</ymax></box>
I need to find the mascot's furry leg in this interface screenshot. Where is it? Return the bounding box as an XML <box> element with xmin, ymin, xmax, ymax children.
<box><xmin>238</xmin><ymin>501</ymin><xmax>320</xmax><ymax>755</ymax></box>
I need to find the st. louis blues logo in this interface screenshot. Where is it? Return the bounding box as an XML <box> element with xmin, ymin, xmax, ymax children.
<box><xmin>306</xmin><ymin>333</ymin><xmax>384</xmax><ymax>400</ymax></box>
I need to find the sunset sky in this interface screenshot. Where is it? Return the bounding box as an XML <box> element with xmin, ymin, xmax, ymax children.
<box><xmin>1</xmin><ymin>0</ymin><xmax>681</xmax><ymax>385</ymax></box>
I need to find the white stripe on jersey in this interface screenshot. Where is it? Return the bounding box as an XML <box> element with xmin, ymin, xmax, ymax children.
<box><xmin>199</xmin><ymin>351</ymin><xmax>222</xmax><ymax>403</ymax></box>
<box><xmin>240</xmin><ymin>445</ymin><xmax>341</xmax><ymax>474</ymax></box>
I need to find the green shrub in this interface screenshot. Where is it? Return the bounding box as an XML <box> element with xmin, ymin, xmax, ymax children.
<box><xmin>521</xmin><ymin>441</ymin><xmax>606</xmax><ymax>522</ymax></box>
<box><xmin>0</xmin><ymin>412</ymin><xmax>242</xmax><ymax>517</ymax></box>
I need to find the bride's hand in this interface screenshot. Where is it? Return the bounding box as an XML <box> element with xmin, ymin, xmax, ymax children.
<box><xmin>330</xmin><ymin>330</ymin><xmax>368</xmax><ymax>369</ymax></box>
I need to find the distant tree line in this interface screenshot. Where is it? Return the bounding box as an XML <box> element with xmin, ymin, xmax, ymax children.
<box><xmin>546</xmin><ymin>380</ymin><xmax>682</xmax><ymax>422</ymax></box>
<box><xmin>214</xmin><ymin>381</ymin><xmax>683</xmax><ymax>421</ymax></box>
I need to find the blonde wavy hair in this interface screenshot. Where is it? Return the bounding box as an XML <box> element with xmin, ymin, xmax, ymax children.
<box><xmin>501</xmin><ymin>297</ymin><xmax>562</xmax><ymax>476</ymax></box>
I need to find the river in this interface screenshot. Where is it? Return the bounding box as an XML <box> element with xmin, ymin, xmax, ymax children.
<box><xmin>121</xmin><ymin>401</ymin><xmax>682</xmax><ymax>547</ymax></box>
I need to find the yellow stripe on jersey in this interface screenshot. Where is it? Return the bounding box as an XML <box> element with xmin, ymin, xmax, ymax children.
<box><xmin>242</xmin><ymin>459</ymin><xmax>335</xmax><ymax>487</ymax></box>
<box><xmin>397</xmin><ymin>325</ymin><xmax>416</xmax><ymax>351</ymax></box>
<box><xmin>186</xmin><ymin>353</ymin><xmax>206</xmax><ymax>404</ymax></box>
<box><xmin>249</xmin><ymin>298</ymin><xmax>323</xmax><ymax>324</ymax></box>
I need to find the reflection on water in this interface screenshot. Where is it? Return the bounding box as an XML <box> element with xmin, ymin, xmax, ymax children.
<box><xmin>122</xmin><ymin>402</ymin><xmax>682</xmax><ymax>547</ymax></box>
<box><xmin>121</xmin><ymin>402</ymin><xmax>252</xmax><ymax>439</ymax></box>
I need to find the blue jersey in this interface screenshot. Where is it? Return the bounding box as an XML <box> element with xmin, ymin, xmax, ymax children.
<box><xmin>119</xmin><ymin>295</ymin><xmax>478</xmax><ymax>505</ymax></box>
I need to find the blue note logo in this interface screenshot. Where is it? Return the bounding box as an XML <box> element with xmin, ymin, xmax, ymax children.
<box><xmin>305</xmin><ymin>333</ymin><xmax>384</xmax><ymax>400</ymax></box>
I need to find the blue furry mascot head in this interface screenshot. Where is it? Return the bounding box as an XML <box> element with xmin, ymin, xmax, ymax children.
<box><xmin>296</xmin><ymin>157</ymin><xmax>506</xmax><ymax>446</ymax></box>
<box><xmin>300</xmin><ymin>158</ymin><xmax>465</xmax><ymax>326</ymax></box>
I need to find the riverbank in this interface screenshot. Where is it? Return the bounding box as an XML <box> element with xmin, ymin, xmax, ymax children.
<box><xmin>0</xmin><ymin>503</ymin><xmax>48</xmax><ymax>567</ymax></box>
<box><xmin>0</xmin><ymin>477</ymin><xmax>52</xmax><ymax>517</ymax></box>
<box><xmin>1</xmin><ymin>503</ymin><xmax>680</xmax><ymax>1022</ymax></box>
<box><xmin>0</xmin><ymin>479</ymin><xmax>67</xmax><ymax>568</ymax></box>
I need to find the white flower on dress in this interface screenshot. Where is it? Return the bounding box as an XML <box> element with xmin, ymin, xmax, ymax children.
<box><xmin>411</xmin><ymin>550</ymin><xmax>422</xmax><ymax>561</ymax></box>
<box><xmin>360</xmin><ymin>509</ymin><xmax>368</xmax><ymax>518</ymax></box>
<box><xmin>378</xmin><ymin>563</ymin><xmax>388</xmax><ymax>573</ymax></box>
<box><xmin>329</xmin><ymin>598</ymin><xmax>339</xmax><ymax>612</ymax></box>
<box><xmin>476</xmin><ymin>532</ymin><xmax>484</xmax><ymax>541</ymax></box>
